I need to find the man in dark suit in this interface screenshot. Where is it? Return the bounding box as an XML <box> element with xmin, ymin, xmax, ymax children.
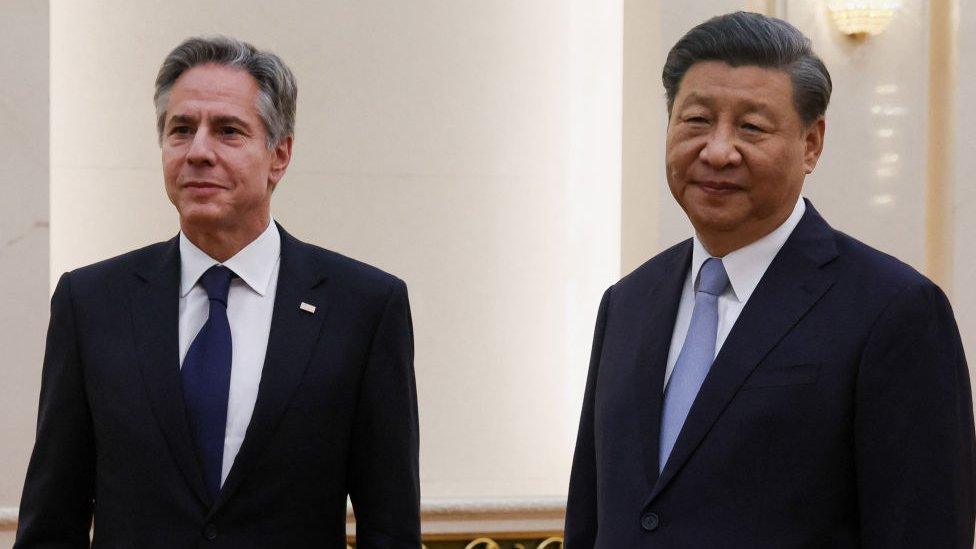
<box><xmin>16</xmin><ymin>36</ymin><xmax>420</xmax><ymax>548</ymax></box>
<box><xmin>565</xmin><ymin>12</ymin><xmax>975</xmax><ymax>547</ymax></box>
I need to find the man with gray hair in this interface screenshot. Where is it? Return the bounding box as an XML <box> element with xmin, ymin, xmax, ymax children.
<box><xmin>566</xmin><ymin>11</ymin><xmax>974</xmax><ymax>547</ymax></box>
<box><xmin>16</xmin><ymin>36</ymin><xmax>420</xmax><ymax>547</ymax></box>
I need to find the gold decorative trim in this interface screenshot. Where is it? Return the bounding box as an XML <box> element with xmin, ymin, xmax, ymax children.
<box><xmin>925</xmin><ymin>0</ymin><xmax>957</xmax><ymax>293</ymax></box>
<box><xmin>0</xmin><ymin>498</ymin><xmax>568</xmax><ymax>534</ymax></box>
<box><xmin>464</xmin><ymin>538</ymin><xmax>502</xmax><ymax>549</ymax></box>
<box><xmin>0</xmin><ymin>507</ymin><xmax>16</xmax><ymax>531</ymax></box>
<box><xmin>420</xmin><ymin>531</ymin><xmax>563</xmax><ymax>542</ymax></box>
<box><xmin>418</xmin><ymin>497</ymin><xmax>566</xmax><ymax>518</ymax></box>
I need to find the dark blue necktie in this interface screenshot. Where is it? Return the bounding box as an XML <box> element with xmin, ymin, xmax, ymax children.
<box><xmin>181</xmin><ymin>265</ymin><xmax>235</xmax><ymax>498</ymax></box>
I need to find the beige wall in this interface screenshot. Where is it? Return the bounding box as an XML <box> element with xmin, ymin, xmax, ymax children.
<box><xmin>3</xmin><ymin>0</ymin><xmax>975</xmax><ymax>537</ymax></box>
<box><xmin>48</xmin><ymin>0</ymin><xmax>622</xmax><ymax>505</ymax></box>
<box><xmin>954</xmin><ymin>0</ymin><xmax>976</xmax><ymax>385</ymax></box>
<box><xmin>788</xmin><ymin>0</ymin><xmax>930</xmax><ymax>272</ymax></box>
<box><xmin>0</xmin><ymin>0</ymin><xmax>49</xmax><ymax>544</ymax></box>
<box><xmin>639</xmin><ymin>1</ymin><xmax>933</xmax><ymax>269</ymax></box>
<box><xmin>620</xmin><ymin>0</ymin><xmax>663</xmax><ymax>275</ymax></box>
<box><xmin>625</xmin><ymin>0</ymin><xmax>970</xmax><ymax>354</ymax></box>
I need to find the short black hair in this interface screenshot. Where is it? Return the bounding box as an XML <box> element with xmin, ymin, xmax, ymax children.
<box><xmin>663</xmin><ymin>11</ymin><xmax>831</xmax><ymax>125</ymax></box>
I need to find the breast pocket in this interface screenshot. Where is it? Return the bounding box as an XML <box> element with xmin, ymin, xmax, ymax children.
<box><xmin>741</xmin><ymin>363</ymin><xmax>821</xmax><ymax>390</ymax></box>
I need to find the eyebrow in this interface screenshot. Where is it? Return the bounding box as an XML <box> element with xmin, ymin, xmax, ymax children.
<box><xmin>211</xmin><ymin>115</ymin><xmax>252</xmax><ymax>129</ymax></box>
<box><xmin>165</xmin><ymin>113</ymin><xmax>253</xmax><ymax>130</ymax></box>
<box><xmin>166</xmin><ymin>114</ymin><xmax>196</xmax><ymax>127</ymax></box>
<box><xmin>678</xmin><ymin>92</ymin><xmax>775</xmax><ymax>117</ymax></box>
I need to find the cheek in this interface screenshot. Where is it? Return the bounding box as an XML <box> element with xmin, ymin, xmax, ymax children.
<box><xmin>162</xmin><ymin>161</ymin><xmax>179</xmax><ymax>188</ymax></box>
<box><xmin>161</xmin><ymin>148</ymin><xmax>183</xmax><ymax>174</ymax></box>
<box><xmin>666</xmin><ymin>146</ymin><xmax>696</xmax><ymax>180</ymax></box>
<box><xmin>231</xmin><ymin>166</ymin><xmax>269</xmax><ymax>199</ymax></box>
<box><xmin>745</xmin><ymin>157</ymin><xmax>795</xmax><ymax>207</ymax></box>
<box><xmin>666</xmin><ymin>133</ymin><xmax>701</xmax><ymax>161</ymax></box>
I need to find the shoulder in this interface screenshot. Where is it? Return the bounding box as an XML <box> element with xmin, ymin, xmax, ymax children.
<box><xmin>612</xmin><ymin>239</ymin><xmax>691</xmax><ymax>296</ymax></box>
<box><xmin>812</xmin><ymin>227</ymin><xmax>959</xmax><ymax>347</ymax></box>
<box><xmin>283</xmin><ymin>232</ymin><xmax>405</xmax><ymax>299</ymax></box>
<box><xmin>830</xmin><ymin>229</ymin><xmax>939</xmax><ymax>301</ymax></box>
<box><xmin>58</xmin><ymin>239</ymin><xmax>177</xmax><ymax>295</ymax></box>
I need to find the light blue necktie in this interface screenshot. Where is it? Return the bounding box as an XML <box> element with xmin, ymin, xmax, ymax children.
<box><xmin>659</xmin><ymin>257</ymin><xmax>729</xmax><ymax>472</ymax></box>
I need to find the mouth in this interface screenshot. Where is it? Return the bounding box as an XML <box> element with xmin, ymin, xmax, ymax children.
<box><xmin>183</xmin><ymin>181</ymin><xmax>226</xmax><ymax>190</ymax></box>
<box><xmin>182</xmin><ymin>181</ymin><xmax>229</xmax><ymax>195</ymax></box>
<box><xmin>181</xmin><ymin>181</ymin><xmax>227</xmax><ymax>198</ymax></box>
<box><xmin>692</xmin><ymin>180</ymin><xmax>744</xmax><ymax>195</ymax></box>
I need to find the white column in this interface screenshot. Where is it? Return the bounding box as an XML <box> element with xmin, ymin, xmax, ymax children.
<box><xmin>0</xmin><ymin>1</ymin><xmax>49</xmax><ymax>543</ymax></box>
<box><xmin>953</xmin><ymin>0</ymin><xmax>976</xmax><ymax>384</ymax></box>
<box><xmin>50</xmin><ymin>0</ymin><xmax>622</xmax><ymax>505</ymax></box>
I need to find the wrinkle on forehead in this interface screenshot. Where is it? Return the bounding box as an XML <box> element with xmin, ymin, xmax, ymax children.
<box><xmin>672</xmin><ymin>62</ymin><xmax>797</xmax><ymax>121</ymax></box>
<box><xmin>165</xmin><ymin>64</ymin><xmax>262</xmax><ymax>125</ymax></box>
<box><xmin>676</xmin><ymin>90</ymin><xmax>779</xmax><ymax>117</ymax></box>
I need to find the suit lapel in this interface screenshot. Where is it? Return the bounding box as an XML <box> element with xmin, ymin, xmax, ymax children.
<box><xmin>648</xmin><ymin>203</ymin><xmax>839</xmax><ymax>503</ymax></box>
<box><xmin>131</xmin><ymin>237</ymin><xmax>212</xmax><ymax>507</ymax></box>
<box><xmin>633</xmin><ymin>242</ymin><xmax>692</xmax><ymax>487</ymax></box>
<box><xmin>209</xmin><ymin>226</ymin><xmax>330</xmax><ymax>516</ymax></box>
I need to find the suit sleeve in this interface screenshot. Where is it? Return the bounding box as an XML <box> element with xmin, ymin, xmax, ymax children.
<box><xmin>564</xmin><ymin>287</ymin><xmax>613</xmax><ymax>549</ymax></box>
<box><xmin>349</xmin><ymin>278</ymin><xmax>421</xmax><ymax>548</ymax></box>
<box><xmin>15</xmin><ymin>273</ymin><xmax>95</xmax><ymax>548</ymax></box>
<box><xmin>854</xmin><ymin>281</ymin><xmax>976</xmax><ymax>548</ymax></box>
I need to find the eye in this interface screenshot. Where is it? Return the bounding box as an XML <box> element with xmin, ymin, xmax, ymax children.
<box><xmin>220</xmin><ymin>126</ymin><xmax>242</xmax><ymax>136</ymax></box>
<box><xmin>686</xmin><ymin>116</ymin><xmax>709</xmax><ymax>124</ymax></box>
<box><xmin>169</xmin><ymin>125</ymin><xmax>192</xmax><ymax>136</ymax></box>
<box><xmin>741</xmin><ymin>122</ymin><xmax>766</xmax><ymax>133</ymax></box>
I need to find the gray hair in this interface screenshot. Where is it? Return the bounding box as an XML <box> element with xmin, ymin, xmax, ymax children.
<box><xmin>154</xmin><ymin>35</ymin><xmax>297</xmax><ymax>148</ymax></box>
<box><xmin>663</xmin><ymin>11</ymin><xmax>831</xmax><ymax>125</ymax></box>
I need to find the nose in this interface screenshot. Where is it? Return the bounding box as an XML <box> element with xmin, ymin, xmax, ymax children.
<box><xmin>699</xmin><ymin>126</ymin><xmax>742</xmax><ymax>169</ymax></box>
<box><xmin>186</xmin><ymin>129</ymin><xmax>216</xmax><ymax>166</ymax></box>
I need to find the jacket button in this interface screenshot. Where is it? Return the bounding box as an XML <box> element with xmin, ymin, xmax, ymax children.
<box><xmin>203</xmin><ymin>524</ymin><xmax>218</xmax><ymax>540</ymax></box>
<box><xmin>641</xmin><ymin>512</ymin><xmax>660</xmax><ymax>532</ymax></box>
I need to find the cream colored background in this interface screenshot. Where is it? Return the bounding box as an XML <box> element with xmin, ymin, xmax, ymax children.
<box><xmin>1</xmin><ymin>0</ymin><xmax>49</xmax><ymax>545</ymax></box>
<box><xmin>49</xmin><ymin>0</ymin><xmax>624</xmax><ymax>512</ymax></box>
<box><xmin>955</xmin><ymin>0</ymin><xmax>976</xmax><ymax>400</ymax></box>
<box><xmin>2</xmin><ymin>0</ymin><xmax>975</xmax><ymax>541</ymax></box>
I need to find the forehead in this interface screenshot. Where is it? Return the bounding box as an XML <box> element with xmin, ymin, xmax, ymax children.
<box><xmin>674</xmin><ymin>61</ymin><xmax>795</xmax><ymax>113</ymax></box>
<box><xmin>166</xmin><ymin>64</ymin><xmax>260</xmax><ymax>118</ymax></box>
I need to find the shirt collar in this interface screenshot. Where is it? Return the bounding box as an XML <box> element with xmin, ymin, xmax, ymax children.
<box><xmin>179</xmin><ymin>220</ymin><xmax>281</xmax><ymax>298</ymax></box>
<box><xmin>690</xmin><ymin>197</ymin><xmax>806</xmax><ymax>303</ymax></box>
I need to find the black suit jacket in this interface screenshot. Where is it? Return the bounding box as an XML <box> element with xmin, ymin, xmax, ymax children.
<box><xmin>16</xmin><ymin>225</ymin><xmax>420</xmax><ymax>548</ymax></box>
<box><xmin>565</xmin><ymin>201</ymin><xmax>976</xmax><ymax>547</ymax></box>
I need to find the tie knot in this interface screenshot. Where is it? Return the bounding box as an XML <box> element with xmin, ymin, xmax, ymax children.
<box><xmin>697</xmin><ymin>258</ymin><xmax>729</xmax><ymax>296</ymax></box>
<box><xmin>198</xmin><ymin>265</ymin><xmax>235</xmax><ymax>306</ymax></box>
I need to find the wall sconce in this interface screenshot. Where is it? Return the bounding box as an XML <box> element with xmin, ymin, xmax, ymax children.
<box><xmin>826</xmin><ymin>0</ymin><xmax>903</xmax><ymax>38</ymax></box>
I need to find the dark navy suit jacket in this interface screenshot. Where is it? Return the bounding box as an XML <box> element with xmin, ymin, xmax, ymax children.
<box><xmin>16</xmin><ymin>225</ymin><xmax>420</xmax><ymax>548</ymax></box>
<box><xmin>565</xmin><ymin>201</ymin><xmax>976</xmax><ymax>547</ymax></box>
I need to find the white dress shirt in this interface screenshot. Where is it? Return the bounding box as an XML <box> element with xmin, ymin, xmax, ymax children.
<box><xmin>664</xmin><ymin>198</ymin><xmax>806</xmax><ymax>387</ymax></box>
<box><xmin>179</xmin><ymin>220</ymin><xmax>281</xmax><ymax>486</ymax></box>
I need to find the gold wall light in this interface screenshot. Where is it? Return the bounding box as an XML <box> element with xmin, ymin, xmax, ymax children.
<box><xmin>826</xmin><ymin>0</ymin><xmax>903</xmax><ymax>37</ymax></box>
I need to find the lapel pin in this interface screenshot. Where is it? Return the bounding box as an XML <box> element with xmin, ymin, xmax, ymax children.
<box><xmin>299</xmin><ymin>302</ymin><xmax>316</xmax><ymax>314</ymax></box>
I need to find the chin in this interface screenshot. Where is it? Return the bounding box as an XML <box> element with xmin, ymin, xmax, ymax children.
<box><xmin>684</xmin><ymin>203</ymin><xmax>745</xmax><ymax>230</ymax></box>
<box><xmin>178</xmin><ymin>205</ymin><xmax>231</xmax><ymax>229</ymax></box>
<box><xmin>694</xmin><ymin>218</ymin><xmax>744</xmax><ymax>236</ymax></box>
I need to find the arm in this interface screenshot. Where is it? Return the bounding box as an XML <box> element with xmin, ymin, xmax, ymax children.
<box><xmin>15</xmin><ymin>273</ymin><xmax>95</xmax><ymax>548</ymax></box>
<box><xmin>855</xmin><ymin>281</ymin><xmax>976</xmax><ymax>548</ymax></box>
<box><xmin>564</xmin><ymin>287</ymin><xmax>612</xmax><ymax>549</ymax></box>
<box><xmin>349</xmin><ymin>278</ymin><xmax>421</xmax><ymax>548</ymax></box>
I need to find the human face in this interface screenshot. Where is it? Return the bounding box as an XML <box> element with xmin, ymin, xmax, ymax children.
<box><xmin>162</xmin><ymin>64</ymin><xmax>291</xmax><ymax>237</ymax></box>
<box><xmin>665</xmin><ymin>61</ymin><xmax>824</xmax><ymax>256</ymax></box>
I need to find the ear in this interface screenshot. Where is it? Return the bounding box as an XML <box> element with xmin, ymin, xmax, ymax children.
<box><xmin>268</xmin><ymin>135</ymin><xmax>294</xmax><ymax>191</ymax></box>
<box><xmin>802</xmin><ymin>118</ymin><xmax>825</xmax><ymax>175</ymax></box>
